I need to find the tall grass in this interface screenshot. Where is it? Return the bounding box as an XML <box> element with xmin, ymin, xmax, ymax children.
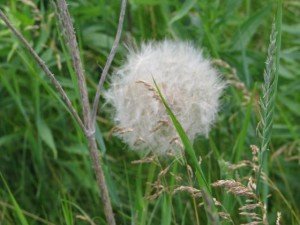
<box><xmin>256</xmin><ymin>0</ymin><xmax>282</xmax><ymax>204</ymax></box>
<box><xmin>0</xmin><ymin>0</ymin><xmax>299</xmax><ymax>224</ymax></box>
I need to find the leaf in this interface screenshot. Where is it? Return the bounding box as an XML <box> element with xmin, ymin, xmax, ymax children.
<box><xmin>231</xmin><ymin>6</ymin><xmax>272</xmax><ymax>50</ymax></box>
<box><xmin>169</xmin><ymin>0</ymin><xmax>196</xmax><ymax>25</ymax></box>
<box><xmin>63</xmin><ymin>144</ymin><xmax>89</xmax><ymax>155</ymax></box>
<box><xmin>131</xmin><ymin>0</ymin><xmax>162</xmax><ymax>5</ymax></box>
<box><xmin>279</xmin><ymin>96</ymin><xmax>300</xmax><ymax>117</ymax></box>
<box><xmin>82</xmin><ymin>26</ymin><xmax>114</xmax><ymax>52</ymax></box>
<box><xmin>95</xmin><ymin>124</ymin><xmax>107</xmax><ymax>154</ymax></box>
<box><xmin>0</xmin><ymin>133</ymin><xmax>18</xmax><ymax>147</ymax></box>
<box><xmin>37</xmin><ymin>119</ymin><xmax>57</xmax><ymax>158</ymax></box>
<box><xmin>282</xmin><ymin>24</ymin><xmax>300</xmax><ymax>35</ymax></box>
<box><xmin>232</xmin><ymin>93</ymin><xmax>254</xmax><ymax>163</ymax></box>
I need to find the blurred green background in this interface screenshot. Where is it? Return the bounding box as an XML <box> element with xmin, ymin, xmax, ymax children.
<box><xmin>0</xmin><ymin>0</ymin><xmax>299</xmax><ymax>224</ymax></box>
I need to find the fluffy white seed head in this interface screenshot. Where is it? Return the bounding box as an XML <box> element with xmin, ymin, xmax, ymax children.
<box><xmin>104</xmin><ymin>40</ymin><xmax>225</xmax><ymax>155</ymax></box>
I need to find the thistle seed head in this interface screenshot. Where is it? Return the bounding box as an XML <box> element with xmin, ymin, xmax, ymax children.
<box><xmin>105</xmin><ymin>40</ymin><xmax>225</xmax><ymax>155</ymax></box>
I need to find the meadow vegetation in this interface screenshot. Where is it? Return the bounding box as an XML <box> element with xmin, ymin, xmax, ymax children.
<box><xmin>0</xmin><ymin>0</ymin><xmax>299</xmax><ymax>224</ymax></box>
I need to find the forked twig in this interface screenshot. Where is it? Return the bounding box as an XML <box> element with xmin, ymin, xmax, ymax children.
<box><xmin>55</xmin><ymin>1</ymin><xmax>127</xmax><ymax>225</ymax></box>
<box><xmin>0</xmin><ymin>0</ymin><xmax>127</xmax><ymax>224</ymax></box>
<box><xmin>55</xmin><ymin>0</ymin><xmax>115</xmax><ymax>224</ymax></box>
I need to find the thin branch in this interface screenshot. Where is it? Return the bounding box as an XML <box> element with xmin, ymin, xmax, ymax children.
<box><xmin>0</xmin><ymin>9</ymin><xmax>85</xmax><ymax>132</ymax></box>
<box><xmin>91</xmin><ymin>0</ymin><xmax>127</xmax><ymax>122</ymax></box>
<box><xmin>56</xmin><ymin>0</ymin><xmax>92</xmax><ymax>130</ymax></box>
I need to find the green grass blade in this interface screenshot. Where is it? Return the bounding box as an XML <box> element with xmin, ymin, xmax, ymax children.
<box><xmin>152</xmin><ymin>79</ymin><xmax>210</xmax><ymax>192</ymax></box>
<box><xmin>0</xmin><ymin>174</ymin><xmax>29</xmax><ymax>225</ymax></box>
<box><xmin>169</xmin><ymin>0</ymin><xmax>196</xmax><ymax>25</ymax></box>
<box><xmin>232</xmin><ymin>5</ymin><xmax>272</xmax><ymax>50</ymax></box>
<box><xmin>37</xmin><ymin>119</ymin><xmax>57</xmax><ymax>159</ymax></box>
<box><xmin>61</xmin><ymin>199</ymin><xmax>74</xmax><ymax>225</ymax></box>
<box><xmin>153</xmin><ymin>79</ymin><xmax>221</xmax><ymax>224</ymax></box>
<box><xmin>232</xmin><ymin>93</ymin><xmax>254</xmax><ymax>163</ymax></box>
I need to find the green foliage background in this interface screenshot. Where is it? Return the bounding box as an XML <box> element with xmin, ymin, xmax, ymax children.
<box><xmin>0</xmin><ymin>0</ymin><xmax>299</xmax><ymax>224</ymax></box>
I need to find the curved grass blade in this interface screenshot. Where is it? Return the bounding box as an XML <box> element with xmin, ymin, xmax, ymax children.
<box><xmin>152</xmin><ymin>78</ymin><xmax>210</xmax><ymax>193</ymax></box>
<box><xmin>152</xmin><ymin>79</ymin><xmax>221</xmax><ymax>224</ymax></box>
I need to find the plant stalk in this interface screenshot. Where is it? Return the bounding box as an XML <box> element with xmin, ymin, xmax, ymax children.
<box><xmin>87</xmin><ymin>135</ymin><xmax>115</xmax><ymax>225</ymax></box>
<box><xmin>0</xmin><ymin>0</ymin><xmax>127</xmax><ymax>224</ymax></box>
